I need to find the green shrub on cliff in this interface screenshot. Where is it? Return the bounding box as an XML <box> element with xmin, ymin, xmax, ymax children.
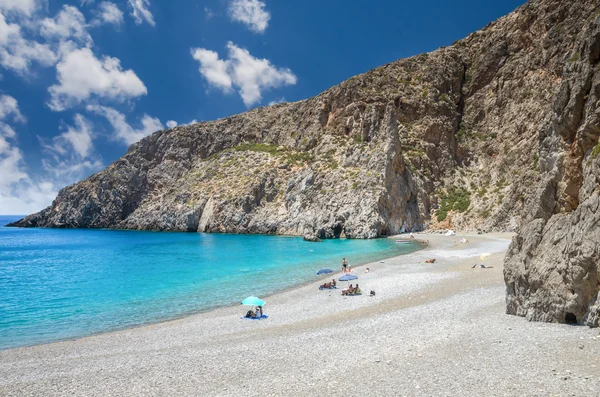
<box><xmin>234</xmin><ymin>143</ymin><xmax>284</xmax><ymax>155</ymax></box>
<box><xmin>436</xmin><ymin>187</ymin><xmax>472</xmax><ymax>222</ymax></box>
<box><xmin>591</xmin><ymin>142</ymin><xmax>600</xmax><ymax>160</ymax></box>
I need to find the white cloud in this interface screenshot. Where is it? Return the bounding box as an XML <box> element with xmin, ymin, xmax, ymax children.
<box><xmin>165</xmin><ymin>119</ymin><xmax>198</xmax><ymax>128</ymax></box>
<box><xmin>0</xmin><ymin>94</ymin><xmax>56</xmax><ymax>215</ymax></box>
<box><xmin>228</xmin><ymin>0</ymin><xmax>270</xmax><ymax>33</ymax></box>
<box><xmin>87</xmin><ymin>104</ymin><xmax>163</xmax><ymax>145</ymax></box>
<box><xmin>0</xmin><ymin>0</ymin><xmax>39</xmax><ymax>17</ymax></box>
<box><xmin>204</xmin><ymin>7</ymin><xmax>214</xmax><ymax>19</ymax></box>
<box><xmin>128</xmin><ymin>0</ymin><xmax>155</xmax><ymax>27</ymax></box>
<box><xmin>92</xmin><ymin>2</ymin><xmax>124</xmax><ymax>26</ymax></box>
<box><xmin>191</xmin><ymin>47</ymin><xmax>232</xmax><ymax>90</ymax></box>
<box><xmin>0</xmin><ymin>12</ymin><xmax>57</xmax><ymax>73</ymax></box>
<box><xmin>268</xmin><ymin>97</ymin><xmax>285</xmax><ymax>106</ymax></box>
<box><xmin>80</xmin><ymin>0</ymin><xmax>95</xmax><ymax>6</ymax></box>
<box><xmin>0</xmin><ymin>94</ymin><xmax>25</xmax><ymax>122</ymax></box>
<box><xmin>191</xmin><ymin>41</ymin><xmax>296</xmax><ymax>107</ymax></box>
<box><xmin>0</xmin><ymin>122</ymin><xmax>16</xmax><ymax>138</ymax></box>
<box><xmin>48</xmin><ymin>47</ymin><xmax>147</xmax><ymax>111</ymax></box>
<box><xmin>47</xmin><ymin>114</ymin><xmax>94</xmax><ymax>158</ymax></box>
<box><xmin>40</xmin><ymin>5</ymin><xmax>92</xmax><ymax>47</ymax></box>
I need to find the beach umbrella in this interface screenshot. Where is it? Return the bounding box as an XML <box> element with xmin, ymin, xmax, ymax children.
<box><xmin>339</xmin><ymin>274</ymin><xmax>358</xmax><ymax>281</ymax></box>
<box><xmin>316</xmin><ymin>268</ymin><xmax>334</xmax><ymax>275</ymax></box>
<box><xmin>339</xmin><ymin>273</ymin><xmax>358</xmax><ymax>290</ymax></box>
<box><xmin>241</xmin><ymin>296</ymin><xmax>265</xmax><ymax>306</ymax></box>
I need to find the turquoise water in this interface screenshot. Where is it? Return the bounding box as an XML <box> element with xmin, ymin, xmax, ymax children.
<box><xmin>0</xmin><ymin>215</ymin><xmax>419</xmax><ymax>350</ymax></box>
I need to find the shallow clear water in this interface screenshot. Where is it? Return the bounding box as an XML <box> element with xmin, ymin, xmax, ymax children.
<box><xmin>0</xmin><ymin>215</ymin><xmax>419</xmax><ymax>350</ymax></box>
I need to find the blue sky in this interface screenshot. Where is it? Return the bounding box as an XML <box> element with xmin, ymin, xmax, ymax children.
<box><xmin>0</xmin><ymin>0</ymin><xmax>524</xmax><ymax>215</ymax></box>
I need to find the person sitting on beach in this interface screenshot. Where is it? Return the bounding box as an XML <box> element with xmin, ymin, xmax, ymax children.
<box><xmin>256</xmin><ymin>306</ymin><xmax>263</xmax><ymax>318</ymax></box>
<box><xmin>343</xmin><ymin>284</ymin><xmax>355</xmax><ymax>296</ymax></box>
<box><xmin>332</xmin><ymin>279</ymin><xmax>336</xmax><ymax>288</ymax></box>
<box><xmin>364</xmin><ymin>267</ymin><xmax>370</xmax><ymax>273</ymax></box>
<box><xmin>354</xmin><ymin>284</ymin><xmax>361</xmax><ymax>295</ymax></box>
<box><xmin>342</xmin><ymin>258</ymin><xmax>348</xmax><ymax>273</ymax></box>
<box><xmin>245</xmin><ymin>309</ymin><xmax>256</xmax><ymax>318</ymax></box>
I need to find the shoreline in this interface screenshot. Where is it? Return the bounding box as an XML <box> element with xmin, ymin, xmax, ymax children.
<box><xmin>2</xmin><ymin>232</ymin><xmax>599</xmax><ymax>396</ymax></box>
<box><xmin>0</xmin><ymin>233</ymin><xmax>424</xmax><ymax>352</ymax></box>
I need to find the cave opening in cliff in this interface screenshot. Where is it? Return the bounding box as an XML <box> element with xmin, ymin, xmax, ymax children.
<box><xmin>333</xmin><ymin>224</ymin><xmax>343</xmax><ymax>239</ymax></box>
<box><xmin>565</xmin><ymin>312</ymin><xmax>578</xmax><ymax>324</ymax></box>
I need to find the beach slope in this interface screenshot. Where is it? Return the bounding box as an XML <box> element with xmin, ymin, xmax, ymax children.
<box><xmin>1</xmin><ymin>234</ymin><xmax>599</xmax><ymax>396</ymax></box>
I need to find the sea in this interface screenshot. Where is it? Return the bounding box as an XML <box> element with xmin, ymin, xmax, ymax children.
<box><xmin>0</xmin><ymin>215</ymin><xmax>419</xmax><ymax>350</ymax></box>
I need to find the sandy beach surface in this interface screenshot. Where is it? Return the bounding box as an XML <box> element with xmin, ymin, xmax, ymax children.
<box><xmin>1</xmin><ymin>233</ymin><xmax>599</xmax><ymax>396</ymax></box>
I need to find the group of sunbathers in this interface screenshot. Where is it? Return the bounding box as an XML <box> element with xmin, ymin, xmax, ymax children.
<box><xmin>244</xmin><ymin>305</ymin><xmax>264</xmax><ymax>318</ymax></box>
<box><xmin>342</xmin><ymin>284</ymin><xmax>361</xmax><ymax>296</ymax></box>
<box><xmin>319</xmin><ymin>279</ymin><xmax>337</xmax><ymax>289</ymax></box>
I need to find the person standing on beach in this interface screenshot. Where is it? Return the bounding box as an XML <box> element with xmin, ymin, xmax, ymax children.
<box><xmin>342</xmin><ymin>258</ymin><xmax>348</xmax><ymax>273</ymax></box>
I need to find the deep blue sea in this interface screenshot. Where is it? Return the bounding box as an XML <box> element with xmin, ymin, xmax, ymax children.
<box><xmin>0</xmin><ymin>215</ymin><xmax>419</xmax><ymax>350</ymax></box>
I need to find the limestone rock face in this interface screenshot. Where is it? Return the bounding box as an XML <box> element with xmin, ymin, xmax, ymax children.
<box><xmin>504</xmin><ymin>2</ymin><xmax>600</xmax><ymax>327</ymax></box>
<box><xmin>8</xmin><ymin>0</ymin><xmax>599</xmax><ymax>254</ymax></box>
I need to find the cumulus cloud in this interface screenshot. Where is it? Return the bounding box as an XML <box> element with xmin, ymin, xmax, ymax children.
<box><xmin>228</xmin><ymin>0</ymin><xmax>270</xmax><ymax>33</ymax></box>
<box><xmin>191</xmin><ymin>48</ymin><xmax>232</xmax><ymax>91</ymax></box>
<box><xmin>48</xmin><ymin>47</ymin><xmax>147</xmax><ymax>111</ymax></box>
<box><xmin>87</xmin><ymin>104</ymin><xmax>163</xmax><ymax>146</ymax></box>
<box><xmin>191</xmin><ymin>42</ymin><xmax>296</xmax><ymax>107</ymax></box>
<box><xmin>0</xmin><ymin>94</ymin><xmax>25</xmax><ymax>122</ymax></box>
<box><xmin>128</xmin><ymin>0</ymin><xmax>155</xmax><ymax>27</ymax></box>
<box><xmin>92</xmin><ymin>2</ymin><xmax>124</xmax><ymax>26</ymax></box>
<box><xmin>268</xmin><ymin>97</ymin><xmax>286</xmax><ymax>106</ymax></box>
<box><xmin>165</xmin><ymin>119</ymin><xmax>199</xmax><ymax>128</ymax></box>
<box><xmin>40</xmin><ymin>5</ymin><xmax>92</xmax><ymax>47</ymax></box>
<box><xmin>0</xmin><ymin>12</ymin><xmax>57</xmax><ymax>72</ymax></box>
<box><xmin>0</xmin><ymin>0</ymin><xmax>40</xmax><ymax>17</ymax></box>
<box><xmin>0</xmin><ymin>94</ymin><xmax>57</xmax><ymax>215</ymax></box>
<box><xmin>46</xmin><ymin>114</ymin><xmax>94</xmax><ymax>158</ymax></box>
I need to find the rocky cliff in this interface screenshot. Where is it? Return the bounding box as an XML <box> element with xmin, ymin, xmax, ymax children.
<box><xmin>9</xmin><ymin>1</ymin><xmax>599</xmax><ymax>248</ymax></box>
<box><xmin>504</xmin><ymin>0</ymin><xmax>600</xmax><ymax>327</ymax></box>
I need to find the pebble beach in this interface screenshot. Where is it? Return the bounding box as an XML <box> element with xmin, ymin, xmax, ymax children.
<box><xmin>1</xmin><ymin>233</ymin><xmax>599</xmax><ymax>396</ymax></box>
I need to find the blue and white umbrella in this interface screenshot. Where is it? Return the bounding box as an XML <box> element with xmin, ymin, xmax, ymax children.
<box><xmin>339</xmin><ymin>274</ymin><xmax>358</xmax><ymax>282</ymax></box>
<box><xmin>316</xmin><ymin>268</ymin><xmax>334</xmax><ymax>276</ymax></box>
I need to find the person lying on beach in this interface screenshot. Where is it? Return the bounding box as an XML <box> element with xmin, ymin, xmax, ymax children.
<box><xmin>245</xmin><ymin>309</ymin><xmax>257</xmax><ymax>318</ymax></box>
<box><xmin>471</xmin><ymin>264</ymin><xmax>493</xmax><ymax>269</ymax></box>
<box><xmin>320</xmin><ymin>279</ymin><xmax>337</xmax><ymax>289</ymax></box>
<box><xmin>425</xmin><ymin>259</ymin><xmax>436</xmax><ymax>263</ymax></box>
